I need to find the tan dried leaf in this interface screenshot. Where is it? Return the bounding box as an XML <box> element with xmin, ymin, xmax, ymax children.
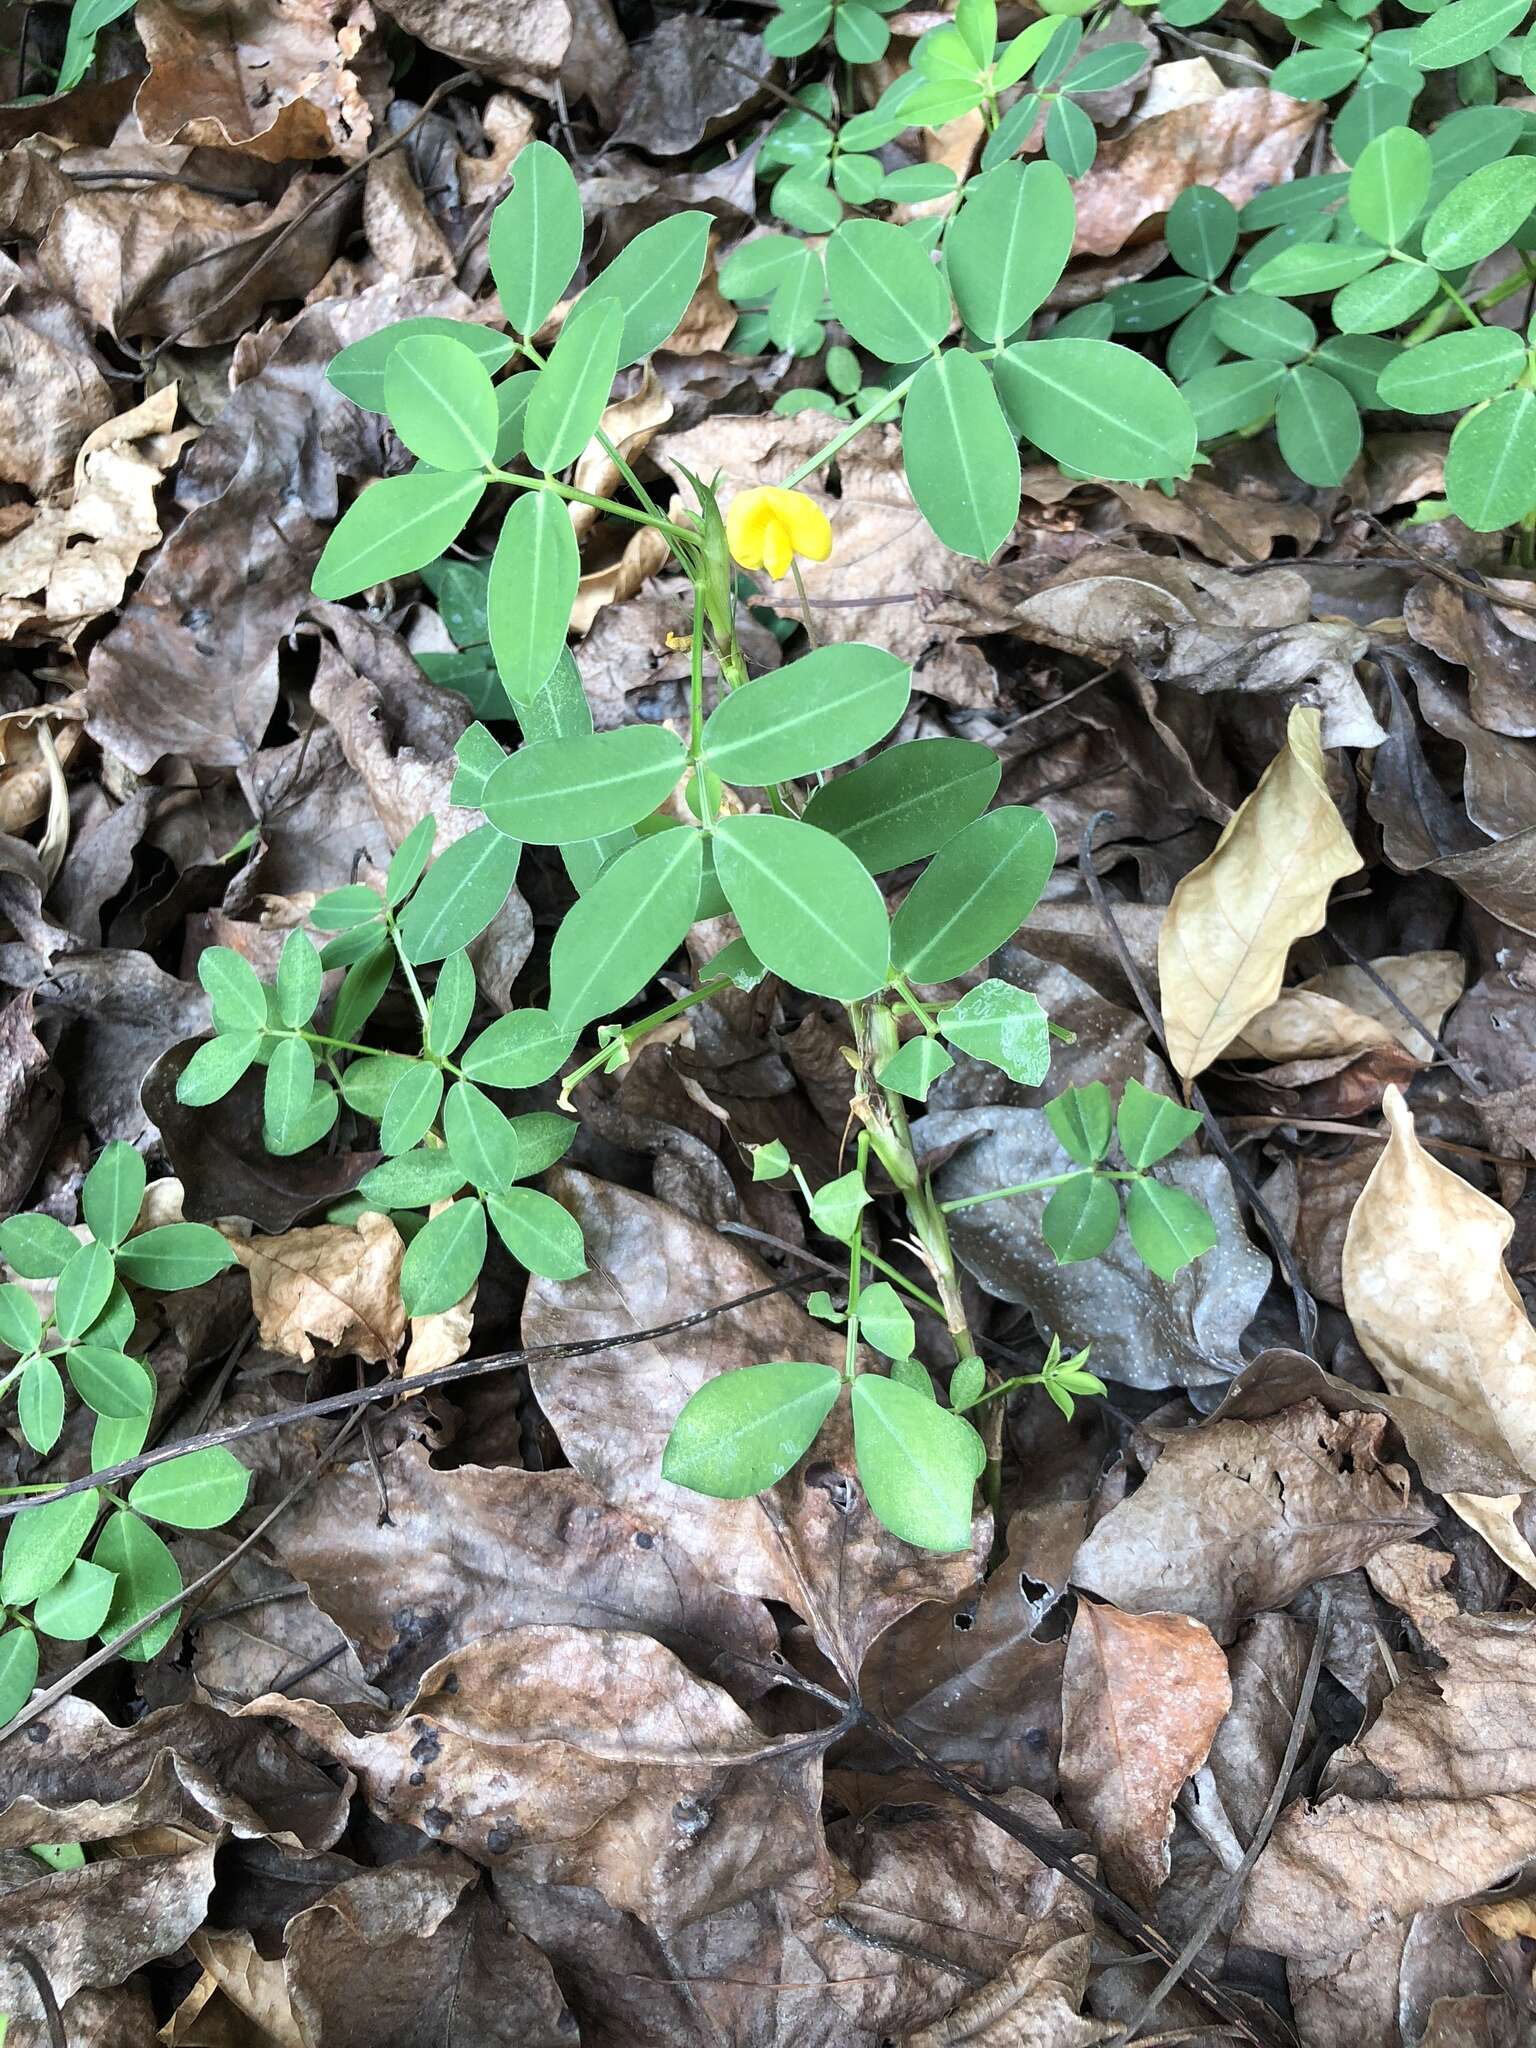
<box><xmin>1158</xmin><ymin>704</ymin><xmax>1364</xmax><ymax>1083</ymax></box>
<box><xmin>1059</xmin><ymin>1605</ymin><xmax>1231</xmax><ymax>1909</ymax></box>
<box><xmin>1341</xmin><ymin>1084</ymin><xmax>1536</xmax><ymax>1586</ymax></box>
<box><xmin>233</xmin><ymin>1209</ymin><xmax>406</xmax><ymax>1365</ymax></box>
<box><xmin>1232</xmin><ymin>951</ymin><xmax>1465</xmax><ymax>1064</ymax></box>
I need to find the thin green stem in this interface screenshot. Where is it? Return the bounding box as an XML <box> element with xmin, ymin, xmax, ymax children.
<box><xmin>942</xmin><ymin>1167</ymin><xmax>1135</xmax><ymax>1213</ymax></box>
<box><xmin>486</xmin><ymin>465</ymin><xmax>693</xmax><ymax>545</ymax></box>
<box><xmin>1404</xmin><ymin>261</ymin><xmax>1536</xmax><ymax>345</ymax></box>
<box><xmin>890</xmin><ymin>973</ymin><xmax>940</xmax><ymax>1035</ymax></box>
<box><xmin>513</xmin><ymin>336</ymin><xmax>668</xmax><ymax>522</ymax></box>
<box><xmin>844</xmin><ymin>1133</ymin><xmax>869</xmax><ymax>1379</ymax></box>
<box><xmin>687</xmin><ymin>584</ymin><xmax>707</xmax><ymax>758</ymax></box>
<box><xmin>858</xmin><ymin>1246</ymin><xmax>946</xmax><ymax>1319</ymax></box>
<box><xmin>789</xmin><ymin>558</ymin><xmax>818</xmax><ymax>646</ymax></box>
<box><xmin>386</xmin><ymin>914</ymin><xmax>431</xmax><ymax>1034</ymax></box>
<box><xmin>557</xmin><ymin>972</ymin><xmax>734</xmax><ymax>1103</ymax></box>
<box><xmin>783</xmin><ymin>369</ymin><xmax>921</xmax><ymax>488</ymax></box>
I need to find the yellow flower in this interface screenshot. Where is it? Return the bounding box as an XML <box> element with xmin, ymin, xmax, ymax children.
<box><xmin>725</xmin><ymin>485</ymin><xmax>833</xmax><ymax>580</ymax></box>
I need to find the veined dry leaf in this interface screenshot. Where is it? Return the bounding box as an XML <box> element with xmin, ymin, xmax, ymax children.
<box><xmin>1232</xmin><ymin>951</ymin><xmax>1465</xmax><ymax>1064</ymax></box>
<box><xmin>1341</xmin><ymin>1084</ymin><xmax>1536</xmax><ymax>1586</ymax></box>
<box><xmin>247</xmin><ymin>1624</ymin><xmax>833</xmax><ymax>1932</ymax></box>
<box><xmin>1059</xmin><ymin>1604</ymin><xmax>1231</xmax><ymax>1909</ymax></box>
<box><xmin>233</xmin><ymin>1210</ymin><xmax>406</xmax><ymax>1365</ymax></box>
<box><xmin>1158</xmin><ymin>705</ymin><xmax>1363</xmax><ymax>1084</ymax></box>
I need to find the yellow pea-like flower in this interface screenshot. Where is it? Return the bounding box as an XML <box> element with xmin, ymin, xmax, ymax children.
<box><xmin>725</xmin><ymin>485</ymin><xmax>833</xmax><ymax>580</ymax></box>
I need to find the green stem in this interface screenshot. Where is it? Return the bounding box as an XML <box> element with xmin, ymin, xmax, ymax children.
<box><xmin>1403</xmin><ymin>261</ymin><xmax>1536</xmax><ymax>345</ymax></box>
<box><xmin>557</xmin><ymin>974</ymin><xmax>734</xmax><ymax>1102</ymax></box>
<box><xmin>858</xmin><ymin>1246</ymin><xmax>946</xmax><ymax>1319</ymax></box>
<box><xmin>386</xmin><ymin>914</ymin><xmax>432</xmax><ymax>1035</ymax></box>
<box><xmin>844</xmin><ymin>1133</ymin><xmax>869</xmax><ymax>1379</ymax></box>
<box><xmin>486</xmin><ymin>465</ymin><xmax>693</xmax><ymax>546</ymax></box>
<box><xmin>783</xmin><ymin>369</ymin><xmax>921</xmax><ymax>488</ymax></box>
<box><xmin>513</xmin><ymin>336</ymin><xmax>669</xmax><ymax>521</ymax></box>
<box><xmin>942</xmin><ymin>1167</ymin><xmax>1135</xmax><ymax>1213</ymax></box>
<box><xmin>890</xmin><ymin>973</ymin><xmax>941</xmax><ymax>1035</ymax></box>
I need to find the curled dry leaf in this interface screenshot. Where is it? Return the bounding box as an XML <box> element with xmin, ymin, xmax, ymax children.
<box><xmin>246</xmin><ymin>1624</ymin><xmax>832</xmax><ymax>1932</ymax></box>
<box><xmin>1342</xmin><ymin>1085</ymin><xmax>1536</xmax><ymax>1586</ymax></box>
<box><xmin>1059</xmin><ymin>1603</ymin><xmax>1232</xmax><ymax>1910</ymax></box>
<box><xmin>1158</xmin><ymin>705</ymin><xmax>1364</xmax><ymax>1084</ymax></box>
<box><xmin>233</xmin><ymin>1209</ymin><xmax>406</xmax><ymax>1366</ymax></box>
<box><xmin>1232</xmin><ymin>951</ymin><xmax>1465</xmax><ymax>1064</ymax></box>
<box><xmin>1071</xmin><ymin>1399</ymin><xmax>1433</xmax><ymax>1637</ymax></box>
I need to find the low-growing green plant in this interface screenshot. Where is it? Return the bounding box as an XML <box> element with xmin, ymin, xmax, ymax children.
<box><xmin>164</xmin><ymin>134</ymin><xmax>1227</xmax><ymax>1554</ymax></box>
<box><xmin>0</xmin><ymin>1144</ymin><xmax>250</xmax><ymax>1722</ymax></box>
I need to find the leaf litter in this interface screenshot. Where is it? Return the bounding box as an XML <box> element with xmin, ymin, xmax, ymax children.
<box><xmin>1</xmin><ymin>6</ymin><xmax>1536</xmax><ymax>2046</ymax></box>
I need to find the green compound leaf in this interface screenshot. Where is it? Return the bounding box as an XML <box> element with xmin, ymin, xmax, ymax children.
<box><xmin>663</xmin><ymin>1360</ymin><xmax>842</xmax><ymax>1499</ymax></box>
<box><xmin>93</xmin><ymin>1509</ymin><xmax>182</xmax><ymax>1661</ymax></box>
<box><xmin>483</xmin><ymin>727</ymin><xmax>686</xmax><ymax>843</ymax></box>
<box><xmin>1045</xmin><ymin>1081</ymin><xmax>1113</xmax><ymax>1166</ymax></box>
<box><xmin>312</xmin><ymin>472</ymin><xmax>484</xmax><ymax>602</ymax></box>
<box><xmin>115</xmin><ymin>1224</ymin><xmax>238</xmax><ymax>1290</ymax></box>
<box><xmin>81</xmin><ymin>1142</ymin><xmax>146</xmax><ymax>1251</ymax></box>
<box><xmin>383</xmin><ymin>334</ymin><xmax>499</xmax><ymax>471</ymax></box>
<box><xmin>0</xmin><ymin>1281</ymin><xmax>42</xmax><ymax>1356</ymax></box>
<box><xmin>199</xmin><ymin>945</ymin><xmax>267</xmax><ymax>1033</ymax></box>
<box><xmin>946</xmin><ymin>159</ymin><xmax>1074</xmax><ymax>343</ymax></box>
<box><xmin>1124</xmin><ymin>1178</ymin><xmax>1218</xmax><ymax>1281</ymax></box>
<box><xmin>824</xmin><ymin>218</ymin><xmax>950</xmax><ymax>361</ymax></box>
<box><xmin>489</xmin><ymin>138</ymin><xmax>584</xmax><ymax>335</ymax></box>
<box><xmin>596</xmin><ymin>211</ymin><xmax>713</xmax><ymax>367</ymax></box>
<box><xmin>993</xmin><ymin>339</ymin><xmax>1197</xmax><ymax>480</ymax></box>
<box><xmin>838</xmin><ymin>0</ymin><xmax>893</xmax><ymax>59</ymax></box>
<box><xmin>2</xmin><ymin>1489</ymin><xmax>100</xmax><ymax>1605</ymax></box>
<box><xmin>876</xmin><ymin>1036</ymin><xmax>955</xmax><ymax>1103</ymax></box>
<box><xmin>274</xmin><ymin>929</ymin><xmax>322</xmax><ymax>1031</ymax></box>
<box><xmin>460</xmin><ymin>1009</ymin><xmax>575</xmax><ymax>1089</ymax></box>
<box><xmin>1182</xmin><ymin>360</ymin><xmax>1285</xmax><ymax>442</ymax></box>
<box><xmin>701</xmin><ymin>643</ymin><xmax>910</xmax><ymax>785</ymax></box>
<box><xmin>1210</xmin><ymin>293</ymin><xmax>1316</xmax><ymax>363</ymax></box>
<box><xmin>487</xmin><ymin>487</ymin><xmax>579</xmax><ymax>704</ymax></box>
<box><xmin>66</xmin><ymin>1345</ymin><xmax>154</xmax><ymax>1420</ymax></box>
<box><xmin>379</xmin><ymin>1063</ymin><xmax>444</xmax><ymax>1156</ymax></box>
<box><xmin>851</xmin><ymin>1374</ymin><xmax>982</xmax><ymax>1552</ymax></box>
<box><xmin>0</xmin><ymin>1211</ymin><xmax>78</xmax><ymax>1279</ymax></box>
<box><xmin>1249</xmin><ymin>242</ymin><xmax>1386</xmax><ymax>296</ymax></box>
<box><xmin>327</xmin><ymin>317</ymin><xmax>515</xmax><ymax>412</ymax></box>
<box><xmin>1421</xmin><ymin>155</ymin><xmax>1536</xmax><ymax>268</ymax></box>
<box><xmin>397</xmin><ymin>824</ymin><xmax>522</xmax><ymax>965</ymax></box>
<box><xmin>487</xmin><ymin>1187</ymin><xmax>587</xmax><ymax>1280</ymax></box>
<box><xmin>713</xmin><ymin>814</ymin><xmax>890</xmax><ymax>1001</ymax></box>
<box><xmin>1275</xmin><ymin>365</ymin><xmax>1362</xmax><ymax>487</ymax></box>
<box><xmin>1166</xmin><ymin>185</ymin><xmax>1239</xmax><ymax>279</ymax></box>
<box><xmin>1116</xmin><ymin>1076</ymin><xmax>1204</xmax><ymax>1168</ymax></box>
<box><xmin>549</xmin><ymin>827</ymin><xmax>704</xmax><ymax>1029</ymax></box>
<box><xmin>1042</xmin><ymin>1173</ymin><xmax>1121</xmax><ymax>1264</ymax></box>
<box><xmin>263</xmin><ymin>1035</ymin><xmax>317</xmax><ymax>1154</ymax></box>
<box><xmin>902</xmin><ymin>349</ymin><xmax>1021</xmax><ymax>563</ymax></box>
<box><xmin>426</xmin><ymin>951</ymin><xmax>476</xmax><ymax>1057</ymax></box>
<box><xmin>524</xmin><ymin>294</ymin><xmax>624</xmax><ymax>473</ymax></box>
<box><xmin>33</xmin><ymin>1559</ymin><xmax>117</xmax><ymax>1642</ymax></box>
<box><xmin>128</xmin><ymin>1447</ymin><xmax>251</xmax><ymax>1530</ymax></box>
<box><xmin>857</xmin><ymin>1280</ymin><xmax>916</xmax><ymax>1362</ymax></box>
<box><xmin>386</xmin><ymin>816</ymin><xmax>437</xmax><ymax>907</ymax></box>
<box><xmin>891</xmin><ymin>807</ymin><xmax>1056</xmax><ymax>983</ymax></box>
<box><xmin>0</xmin><ymin>1625</ymin><xmax>39</xmax><ymax>1726</ymax></box>
<box><xmin>358</xmin><ymin>1147</ymin><xmax>465</xmax><ymax>1210</ymax></box>
<box><xmin>801</xmin><ymin>737</ymin><xmax>1000</xmax><ymax>875</ymax></box>
<box><xmin>1331</xmin><ymin>261</ymin><xmax>1441</xmax><ymax>334</ymax></box>
<box><xmin>1445</xmin><ymin>389</ymin><xmax>1536</xmax><ymax>531</ymax></box>
<box><xmin>1271</xmin><ymin>46</ymin><xmax>1367</xmax><ymax>95</ymax></box>
<box><xmin>809</xmin><ymin>1168</ymin><xmax>870</xmax><ymax>1244</ymax></box>
<box><xmin>1348</xmin><ymin>125</ymin><xmax>1433</xmax><ymax>246</ymax></box>
<box><xmin>18</xmin><ymin>1355</ymin><xmax>64</xmax><ymax>1455</ymax></box>
<box><xmin>1043</xmin><ymin>95</ymin><xmax>1096</xmax><ymax>177</ymax></box>
<box><xmin>53</xmin><ymin>1240</ymin><xmax>116</xmax><ymax>1343</ymax></box>
<box><xmin>444</xmin><ymin>1081</ymin><xmax>526</xmax><ymax>1193</ymax></box>
<box><xmin>936</xmin><ymin>979</ymin><xmax>1051</xmax><ymax>1084</ymax></box>
<box><xmin>1411</xmin><ymin>0</ymin><xmax>1531</xmax><ymax>69</ymax></box>
<box><xmin>400</xmin><ymin>1197</ymin><xmax>488</xmax><ymax>1316</ymax></box>
<box><xmin>1376</xmin><ymin>326</ymin><xmax>1526</xmax><ymax>413</ymax></box>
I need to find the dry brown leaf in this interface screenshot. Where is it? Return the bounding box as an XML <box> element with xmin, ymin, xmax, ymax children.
<box><xmin>1158</xmin><ymin>704</ymin><xmax>1363</xmax><ymax>1083</ymax></box>
<box><xmin>1070</xmin><ymin>87</ymin><xmax>1320</xmax><ymax>257</ymax></box>
<box><xmin>247</xmin><ymin>1624</ymin><xmax>833</xmax><ymax>1932</ymax></box>
<box><xmin>1071</xmin><ymin>1399</ymin><xmax>1432</xmax><ymax>1636</ymax></box>
<box><xmin>232</xmin><ymin>1210</ymin><xmax>406</xmax><ymax>1365</ymax></box>
<box><xmin>0</xmin><ymin>384</ymin><xmax>199</xmax><ymax>642</ymax></box>
<box><xmin>1341</xmin><ymin>1084</ymin><xmax>1536</xmax><ymax>1586</ymax></box>
<box><xmin>1059</xmin><ymin>1604</ymin><xmax>1231</xmax><ymax>1909</ymax></box>
<box><xmin>1232</xmin><ymin>952</ymin><xmax>1465</xmax><ymax>1063</ymax></box>
<box><xmin>0</xmin><ymin>304</ymin><xmax>114</xmax><ymax>497</ymax></box>
<box><xmin>133</xmin><ymin>0</ymin><xmax>377</xmax><ymax>162</ymax></box>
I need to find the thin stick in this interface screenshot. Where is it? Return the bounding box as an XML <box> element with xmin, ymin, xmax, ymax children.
<box><xmin>1359</xmin><ymin>512</ymin><xmax>1536</xmax><ymax>618</ymax></box>
<box><xmin>1325</xmin><ymin>928</ymin><xmax>1486</xmax><ymax>1098</ymax></box>
<box><xmin>0</xmin><ymin>1279</ymin><xmax>812</xmax><ymax>1523</ymax></box>
<box><xmin>1117</xmin><ymin>1591</ymin><xmax>1332</xmax><ymax>2043</ymax></box>
<box><xmin>1078</xmin><ymin>811</ymin><xmax>1319</xmax><ymax>1353</ymax></box>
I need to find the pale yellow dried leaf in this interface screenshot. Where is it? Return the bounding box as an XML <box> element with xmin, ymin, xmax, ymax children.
<box><xmin>233</xmin><ymin>1210</ymin><xmax>406</xmax><ymax>1365</ymax></box>
<box><xmin>1231</xmin><ymin>951</ymin><xmax>1464</xmax><ymax>1063</ymax></box>
<box><xmin>1341</xmin><ymin>1085</ymin><xmax>1536</xmax><ymax>1587</ymax></box>
<box><xmin>1158</xmin><ymin>704</ymin><xmax>1363</xmax><ymax>1083</ymax></box>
